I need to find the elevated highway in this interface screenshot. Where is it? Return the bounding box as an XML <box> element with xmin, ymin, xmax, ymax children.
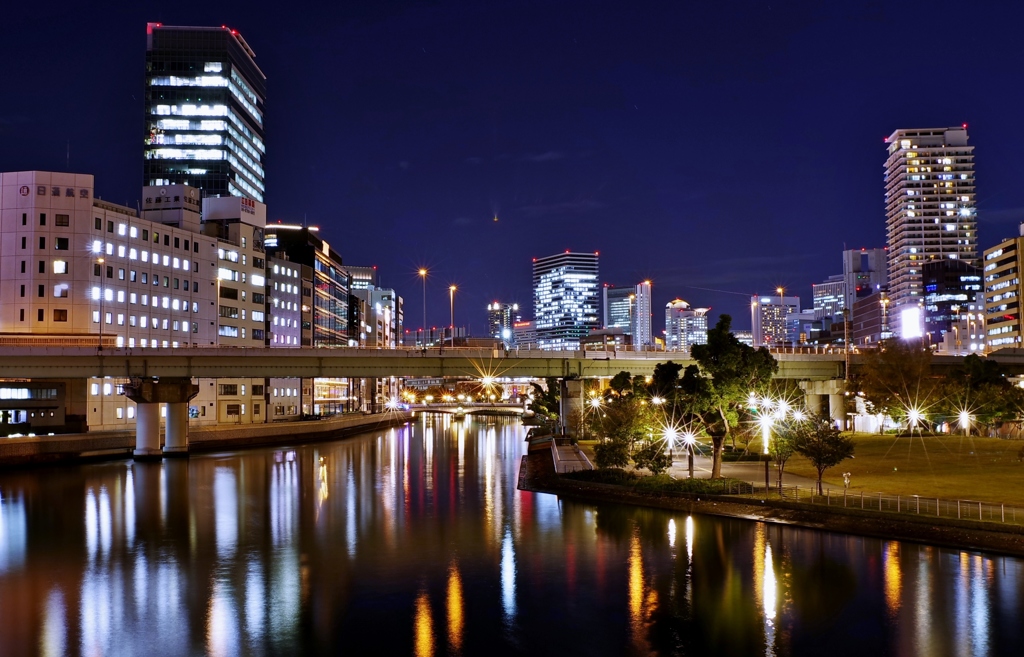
<box><xmin>0</xmin><ymin>346</ymin><xmax>1012</xmax><ymax>382</ymax></box>
<box><xmin>0</xmin><ymin>346</ymin><xmax>847</xmax><ymax>381</ymax></box>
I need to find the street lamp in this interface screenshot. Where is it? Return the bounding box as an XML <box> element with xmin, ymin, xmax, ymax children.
<box><xmin>419</xmin><ymin>268</ymin><xmax>428</xmax><ymax>347</ymax></box>
<box><xmin>776</xmin><ymin>286</ymin><xmax>785</xmax><ymax>351</ymax></box>
<box><xmin>681</xmin><ymin>430</ymin><xmax>696</xmax><ymax>479</ymax></box>
<box><xmin>97</xmin><ymin>257</ymin><xmax>105</xmax><ymax>351</ymax></box>
<box><xmin>663</xmin><ymin>427</ymin><xmax>677</xmax><ymax>460</ymax></box>
<box><xmin>449</xmin><ymin>285</ymin><xmax>457</xmax><ymax>346</ymax></box>
<box><xmin>959</xmin><ymin>410</ymin><xmax>971</xmax><ymax>437</ymax></box>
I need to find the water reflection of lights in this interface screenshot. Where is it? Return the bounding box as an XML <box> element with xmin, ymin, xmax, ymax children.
<box><xmin>668</xmin><ymin>518</ymin><xmax>676</xmax><ymax>548</ymax></box>
<box><xmin>763</xmin><ymin>544</ymin><xmax>777</xmax><ymax>656</ymax></box>
<box><xmin>346</xmin><ymin>465</ymin><xmax>357</xmax><ymax>557</ymax></box>
<box><xmin>628</xmin><ymin>530</ymin><xmax>643</xmax><ymax>628</ymax></box>
<box><xmin>206</xmin><ymin>579</ymin><xmax>240</xmax><ymax>657</ymax></box>
<box><xmin>447</xmin><ymin>561</ymin><xmax>464</xmax><ymax>650</ymax></box>
<box><xmin>245</xmin><ymin>560</ymin><xmax>266</xmax><ymax>645</ymax></box>
<box><xmin>685</xmin><ymin>516</ymin><xmax>694</xmax><ymax>563</ymax></box>
<box><xmin>124</xmin><ymin>468</ymin><xmax>135</xmax><ymax>547</ymax></box>
<box><xmin>883</xmin><ymin>542</ymin><xmax>902</xmax><ymax>616</ymax></box>
<box><xmin>40</xmin><ymin>588</ymin><xmax>66</xmax><ymax>657</ymax></box>
<box><xmin>414</xmin><ymin>589</ymin><xmax>434</xmax><ymax>657</ymax></box>
<box><xmin>501</xmin><ymin>528</ymin><xmax>517</xmax><ymax>619</ymax></box>
<box><xmin>214</xmin><ymin>468</ymin><xmax>238</xmax><ymax>558</ymax></box>
<box><xmin>0</xmin><ymin>490</ymin><xmax>27</xmax><ymax>572</ymax></box>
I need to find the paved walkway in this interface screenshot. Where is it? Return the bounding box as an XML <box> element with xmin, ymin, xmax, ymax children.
<box><xmin>664</xmin><ymin>450</ymin><xmax>846</xmax><ymax>493</ymax></box>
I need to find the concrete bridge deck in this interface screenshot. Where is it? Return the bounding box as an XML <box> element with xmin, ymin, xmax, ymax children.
<box><xmin>0</xmin><ymin>346</ymin><xmax>846</xmax><ymax>380</ymax></box>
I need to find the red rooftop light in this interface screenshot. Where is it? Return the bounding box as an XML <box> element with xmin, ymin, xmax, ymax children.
<box><xmin>962</xmin><ymin>122</ymin><xmax>968</xmax><ymax>129</ymax></box>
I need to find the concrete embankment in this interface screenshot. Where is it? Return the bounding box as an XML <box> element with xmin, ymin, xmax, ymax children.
<box><xmin>517</xmin><ymin>452</ymin><xmax>1024</xmax><ymax>558</ymax></box>
<box><xmin>0</xmin><ymin>411</ymin><xmax>413</xmax><ymax>467</ymax></box>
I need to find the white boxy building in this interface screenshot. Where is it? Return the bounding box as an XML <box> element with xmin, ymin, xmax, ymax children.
<box><xmin>0</xmin><ymin>170</ymin><xmax>300</xmax><ymax>432</ymax></box>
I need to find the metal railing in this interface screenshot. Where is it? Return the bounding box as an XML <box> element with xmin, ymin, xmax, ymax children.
<box><xmin>736</xmin><ymin>483</ymin><xmax>1024</xmax><ymax>527</ymax></box>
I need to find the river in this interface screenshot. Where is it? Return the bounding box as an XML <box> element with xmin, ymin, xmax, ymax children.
<box><xmin>0</xmin><ymin>414</ymin><xmax>1022</xmax><ymax>656</ymax></box>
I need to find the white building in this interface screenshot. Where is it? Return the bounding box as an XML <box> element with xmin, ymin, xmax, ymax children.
<box><xmin>812</xmin><ymin>274</ymin><xmax>845</xmax><ymax>321</ymax></box>
<box><xmin>884</xmin><ymin>127</ymin><xmax>977</xmax><ymax>332</ymax></box>
<box><xmin>664</xmin><ymin>299</ymin><xmax>709</xmax><ymax>353</ymax></box>
<box><xmin>0</xmin><ymin>170</ymin><xmax>290</xmax><ymax>431</ymax></box>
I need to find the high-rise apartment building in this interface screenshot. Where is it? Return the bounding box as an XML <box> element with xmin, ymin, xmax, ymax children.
<box><xmin>144</xmin><ymin>23</ymin><xmax>267</xmax><ymax>202</ymax></box>
<box><xmin>750</xmin><ymin>294</ymin><xmax>800</xmax><ymax>348</ymax></box>
<box><xmin>884</xmin><ymin>127</ymin><xmax>977</xmax><ymax>329</ymax></box>
<box><xmin>532</xmin><ymin>251</ymin><xmax>599</xmax><ymax>351</ymax></box>
<box><xmin>664</xmin><ymin>299</ymin><xmax>709</xmax><ymax>353</ymax></box>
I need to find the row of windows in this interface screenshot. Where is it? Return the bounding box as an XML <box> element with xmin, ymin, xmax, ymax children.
<box><xmin>94</xmin><ymin>217</ymin><xmax>201</xmax><ymax>252</ymax></box>
<box><xmin>21</xmin><ymin>213</ymin><xmax>70</xmax><ymax>227</ymax></box>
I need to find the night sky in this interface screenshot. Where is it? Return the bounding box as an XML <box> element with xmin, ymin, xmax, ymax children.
<box><xmin>3</xmin><ymin>1</ymin><xmax>1023</xmax><ymax>337</ymax></box>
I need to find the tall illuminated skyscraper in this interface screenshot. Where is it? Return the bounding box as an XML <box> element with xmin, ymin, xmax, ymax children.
<box><xmin>144</xmin><ymin>23</ymin><xmax>267</xmax><ymax>202</ymax></box>
<box><xmin>884</xmin><ymin>127</ymin><xmax>976</xmax><ymax>331</ymax></box>
<box><xmin>532</xmin><ymin>251</ymin><xmax>600</xmax><ymax>350</ymax></box>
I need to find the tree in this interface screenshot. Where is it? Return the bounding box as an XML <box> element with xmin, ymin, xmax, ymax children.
<box><xmin>857</xmin><ymin>339</ymin><xmax>938</xmax><ymax>429</ymax></box>
<box><xmin>681</xmin><ymin>314</ymin><xmax>778</xmax><ymax>478</ymax></box>
<box><xmin>632</xmin><ymin>440</ymin><xmax>672</xmax><ymax>475</ymax></box>
<box><xmin>769</xmin><ymin>420</ymin><xmax>799</xmax><ymax>491</ymax></box>
<box><xmin>934</xmin><ymin>354</ymin><xmax>1024</xmax><ymax>435</ymax></box>
<box><xmin>528</xmin><ymin>378</ymin><xmax>560</xmax><ymax>419</ymax></box>
<box><xmin>594</xmin><ymin>436</ymin><xmax>630</xmax><ymax>469</ymax></box>
<box><xmin>609</xmin><ymin>371</ymin><xmax>635</xmax><ymax>396</ymax></box>
<box><xmin>793</xmin><ymin>413</ymin><xmax>855</xmax><ymax>494</ymax></box>
<box><xmin>648</xmin><ymin>361</ymin><xmax>683</xmax><ymax>402</ymax></box>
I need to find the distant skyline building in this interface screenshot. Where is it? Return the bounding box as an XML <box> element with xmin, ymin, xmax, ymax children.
<box><xmin>843</xmin><ymin>248</ymin><xmax>888</xmax><ymax>314</ymax></box>
<box><xmin>750</xmin><ymin>294</ymin><xmax>800</xmax><ymax>347</ymax></box>
<box><xmin>664</xmin><ymin>299</ymin><xmax>709</xmax><ymax>353</ymax></box>
<box><xmin>884</xmin><ymin>127</ymin><xmax>977</xmax><ymax>331</ymax></box>
<box><xmin>603</xmin><ymin>281</ymin><xmax>652</xmax><ymax>348</ymax></box>
<box><xmin>487</xmin><ymin>301</ymin><xmax>520</xmax><ymax>345</ymax></box>
<box><xmin>812</xmin><ymin>274</ymin><xmax>845</xmax><ymax>321</ymax></box>
<box><xmin>144</xmin><ymin>23</ymin><xmax>267</xmax><ymax>202</ymax></box>
<box><xmin>532</xmin><ymin>251</ymin><xmax>599</xmax><ymax>351</ymax></box>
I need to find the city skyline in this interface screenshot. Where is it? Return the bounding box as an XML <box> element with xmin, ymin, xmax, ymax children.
<box><xmin>3</xmin><ymin>2</ymin><xmax>1024</xmax><ymax>332</ymax></box>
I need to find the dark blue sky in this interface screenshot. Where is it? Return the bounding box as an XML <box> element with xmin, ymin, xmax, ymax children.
<box><xmin>3</xmin><ymin>1</ymin><xmax>1023</xmax><ymax>336</ymax></box>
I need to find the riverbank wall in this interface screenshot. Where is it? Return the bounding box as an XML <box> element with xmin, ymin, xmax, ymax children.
<box><xmin>518</xmin><ymin>452</ymin><xmax>1024</xmax><ymax>558</ymax></box>
<box><xmin>0</xmin><ymin>411</ymin><xmax>413</xmax><ymax>468</ymax></box>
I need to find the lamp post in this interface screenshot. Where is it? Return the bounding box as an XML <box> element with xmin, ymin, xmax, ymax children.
<box><xmin>97</xmin><ymin>257</ymin><xmax>105</xmax><ymax>351</ymax></box>
<box><xmin>419</xmin><ymin>268</ymin><xmax>428</xmax><ymax>347</ymax></box>
<box><xmin>776</xmin><ymin>286</ymin><xmax>785</xmax><ymax>351</ymax></box>
<box><xmin>449</xmin><ymin>285</ymin><xmax>457</xmax><ymax>346</ymax></box>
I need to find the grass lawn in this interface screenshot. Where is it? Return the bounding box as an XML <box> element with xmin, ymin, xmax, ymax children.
<box><xmin>768</xmin><ymin>432</ymin><xmax>1024</xmax><ymax>507</ymax></box>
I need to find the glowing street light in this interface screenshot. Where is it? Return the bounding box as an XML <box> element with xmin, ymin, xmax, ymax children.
<box><xmin>651</xmin><ymin>396</ymin><xmax>664</xmax><ymax>406</ymax></box>
<box><xmin>419</xmin><ymin>268</ymin><xmax>428</xmax><ymax>346</ymax></box>
<box><xmin>682</xmin><ymin>430</ymin><xmax>697</xmax><ymax>478</ymax></box>
<box><xmin>449</xmin><ymin>284</ymin><xmax>457</xmax><ymax>346</ymax></box>
<box><xmin>907</xmin><ymin>408</ymin><xmax>922</xmax><ymax>433</ymax></box>
<box><xmin>663</xmin><ymin>427</ymin><xmax>677</xmax><ymax>458</ymax></box>
<box><xmin>589</xmin><ymin>398</ymin><xmax>601</xmax><ymax>410</ymax></box>
<box><xmin>959</xmin><ymin>410</ymin><xmax>971</xmax><ymax>436</ymax></box>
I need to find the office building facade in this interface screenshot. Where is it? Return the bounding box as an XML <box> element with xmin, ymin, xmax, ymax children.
<box><xmin>922</xmin><ymin>259</ymin><xmax>982</xmax><ymax>346</ymax></box>
<box><xmin>983</xmin><ymin>233</ymin><xmax>1024</xmax><ymax>350</ymax></box>
<box><xmin>812</xmin><ymin>274</ymin><xmax>846</xmax><ymax>321</ymax></box>
<box><xmin>144</xmin><ymin>23</ymin><xmax>267</xmax><ymax>202</ymax></box>
<box><xmin>843</xmin><ymin>248</ymin><xmax>887</xmax><ymax>314</ymax></box>
<box><xmin>884</xmin><ymin>127</ymin><xmax>977</xmax><ymax>330</ymax></box>
<box><xmin>750</xmin><ymin>294</ymin><xmax>800</xmax><ymax>347</ymax></box>
<box><xmin>532</xmin><ymin>252</ymin><xmax>599</xmax><ymax>351</ymax></box>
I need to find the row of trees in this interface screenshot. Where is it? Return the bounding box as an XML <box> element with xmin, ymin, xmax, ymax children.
<box><xmin>856</xmin><ymin>341</ymin><xmax>1024</xmax><ymax>434</ymax></box>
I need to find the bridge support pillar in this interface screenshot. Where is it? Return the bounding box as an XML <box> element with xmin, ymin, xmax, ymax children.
<box><xmin>134</xmin><ymin>403</ymin><xmax>161</xmax><ymax>459</ymax></box>
<box><xmin>123</xmin><ymin>377</ymin><xmax>200</xmax><ymax>459</ymax></box>
<box><xmin>798</xmin><ymin>379</ymin><xmax>846</xmax><ymax>428</ymax></box>
<box><xmin>829</xmin><ymin>393</ymin><xmax>847</xmax><ymax>430</ymax></box>
<box><xmin>805</xmin><ymin>393</ymin><xmax>824</xmax><ymax>416</ymax></box>
<box><xmin>164</xmin><ymin>402</ymin><xmax>189</xmax><ymax>456</ymax></box>
<box><xmin>560</xmin><ymin>379</ymin><xmax>584</xmax><ymax>436</ymax></box>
